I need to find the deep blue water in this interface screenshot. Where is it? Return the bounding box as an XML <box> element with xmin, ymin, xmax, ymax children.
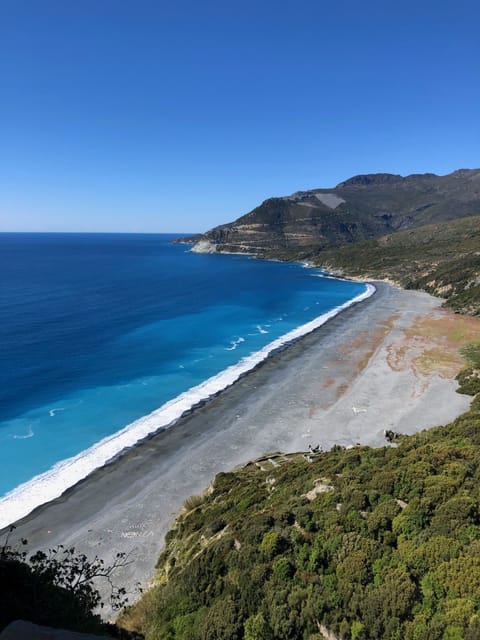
<box><xmin>0</xmin><ymin>233</ymin><xmax>368</xmax><ymax>524</ymax></box>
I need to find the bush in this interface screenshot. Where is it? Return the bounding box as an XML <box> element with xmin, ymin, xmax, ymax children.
<box><xmin>259</xmin><ymin>532</ymin><xmax>284</xmax><ymax>559</ymax></box>
<box><xmin>272</xmin><ymin>557</ymin><xmax>294</xmax><ymax>581</ymax></box>
<box><xmin>460</xmin><ymin>343</ymin><xmax>480</xmax><ymax>369</ymax></box>
<box><xmin>182</xmin><ymin>494</ymin><xmax>204</xmax><ymax>513</ymax></box>
<box><xmin>456</xmin><ymin>367</ymin><xmax>480</xmax><ymax>396</ymax></box>
<box><xmin>244</xmin><ymin>611</ymin><xmax>271</xmax><ymax>640</ymax></box>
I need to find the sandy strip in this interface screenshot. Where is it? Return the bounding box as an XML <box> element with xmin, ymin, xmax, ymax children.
<box><xmin>3</xmin><ymin>283</ymin><xmax>476</xmax><ymax>617</ymax></box>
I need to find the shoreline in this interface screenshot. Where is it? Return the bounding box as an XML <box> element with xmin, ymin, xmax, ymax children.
<box><xmin>0</xmin><ymin>281</ymin><xmax>373</xmax><ymax>530</ymax></box>
<box><xmin>4</xmin><ymin>282</ymin><xmax>476</xmax><ymax>618</ymax></box>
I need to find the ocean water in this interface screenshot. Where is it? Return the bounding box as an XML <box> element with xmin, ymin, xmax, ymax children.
<box><xmin>0</xmin><ymin>233</ymin><xmax>371</xmax><ymax>527</ymax></box>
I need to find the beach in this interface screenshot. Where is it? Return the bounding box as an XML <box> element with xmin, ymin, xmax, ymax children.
<box><xmin>4</xmin><ymin>282</ymin><xmax>476</xmax><ymax>618</ymax></box>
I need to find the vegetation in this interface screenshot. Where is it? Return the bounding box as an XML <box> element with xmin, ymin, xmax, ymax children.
<box><xmin>120</xmin><ymin>367</ymin><xmax>480</xmax><ymax>640</ymax></box>
<box><xmin>461</xmin><ymin>342</ymin><xmax>480</xmax><ymax>369</ymax></box>
<box><xmin>0</xmin><ymin>532</ymin><xmax>139</xmax><ymax>637</ymax></box>
<box><xmin>457</xmin><ymin>343</ymin><xmax>480</xmax><ymax>397</ymax></box>
<box><xmin>312</xmin><ymin>216</ymin><xmax>480</xmax><ymax>316</ymax></box>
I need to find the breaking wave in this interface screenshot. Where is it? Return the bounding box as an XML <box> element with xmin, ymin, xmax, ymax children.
<box><xmin>0</xmin><ymin>284</ymin><xmax>375</xmax><ymax>529</ymax></box>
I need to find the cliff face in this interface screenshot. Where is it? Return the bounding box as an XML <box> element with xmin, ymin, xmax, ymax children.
<box><xmin>191</xmin><ymin>169</ymin><xmax>480</xmax><ymax>255</ymax></box>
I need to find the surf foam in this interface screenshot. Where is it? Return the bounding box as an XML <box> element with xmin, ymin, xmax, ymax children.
<box><xmin>0</xmin><ymin>284</ymin><xmax>375</xmax><ymax>529</ymax></box>
<box><xmin>225</xmin><ymin>337</ymin><xmax>246</xmax><ymax>351</ymax></box>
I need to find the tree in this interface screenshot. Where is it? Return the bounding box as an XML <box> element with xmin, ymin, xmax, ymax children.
<box><xmin>0</xmin><ymin>526</ymin><xmax>135</xmax><ymax>636</ymax></box>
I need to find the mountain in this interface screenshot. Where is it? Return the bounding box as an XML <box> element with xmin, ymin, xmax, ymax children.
<box><xmin>186</xmin><ymin>169</ymin><xmax>480</xmax><ymax>255</ymax></box>
<box><xmin>179</xmin><ymin>169</ymin><xmax>480</xmax><ymax>315</ymax></box>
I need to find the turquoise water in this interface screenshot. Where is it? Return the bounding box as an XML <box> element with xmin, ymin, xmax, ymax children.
<box><xmin>0</xmin><ymin>233</ymin><xmax>370</xmax><ymax>526</ymax></box>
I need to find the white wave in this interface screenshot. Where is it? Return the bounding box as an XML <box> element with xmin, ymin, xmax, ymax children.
<box><xmin>0</xmin><ymin>283</ymin><xmax>375</xmax><ymax>529</ymax></box>
<box><xmin>12</xmin><ymin>427</ymin><xmax>34</xmax><ymax>440</ymax></box>
<box><xmin>225</xmin><ymin>337</ymin><xmax>246</xmax><ymax>351</ymax></box>
<box><xmin>49</xmin><ymin>408</ymin><xmax>65</xmax><ymax>417</ymax></box>
<box><xmin>256</xmin><ymin>325</ymin><xmax>268</xmax><ymax>334</ymax></box>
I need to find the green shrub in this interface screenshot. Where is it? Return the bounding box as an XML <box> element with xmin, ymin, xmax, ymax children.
<box><xmin>460</xmin><ymin>342</ymin><xmax>480</xmax><ymax>369</ymax></box>
<box><xmin>244</xmin><ymin>611</ymin><xmax>271</xmax><ymax>640</ymax></box>
<box><xmin>259</xmin><ymin>532</ymin><xmax>283</xmax><ymax>559</ymax></box>
<box><xmin>272</xmin><ymin>557</ymin><xmax>294</xmax><ymax>581</ymax></box>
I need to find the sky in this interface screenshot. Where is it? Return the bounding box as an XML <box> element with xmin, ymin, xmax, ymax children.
<box><xmin>0</xmin><ymin>0</ymin><xmax>479</xmax><ymax>233</ymax></box>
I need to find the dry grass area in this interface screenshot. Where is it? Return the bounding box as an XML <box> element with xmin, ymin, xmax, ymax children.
<box><xmin>322</xmin><ymin>378</ymin><xmax>335</xmax><ymax>389</ymax></box>
<box><xmin>387</xmin><ymin>310</ymin><xmax>480</xmax><ymax>379</ymax></box>
<box><xmin>335</xmin><ymin>382</ymin><xmax>349</xmax><ymax>397</ymax></box>
<box><xmin>336</xmin><ymin>314</ymin><xmax>400</xmax><ymax>374</ymax></box>
<box><xmin>387</xmin><ymin>344</ymin><xmax>410</xmax><ymax>372</ymax></box>
<box><xmin>305</xmin><ymin>315</ymin><xmax>404</xmax><ymax>417</ymax></box>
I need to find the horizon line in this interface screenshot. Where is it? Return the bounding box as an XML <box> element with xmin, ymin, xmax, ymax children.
<box><xmin>0</xmin><ymin>230</ymin><xmax>200</xmax><ymax>235</ymax></box>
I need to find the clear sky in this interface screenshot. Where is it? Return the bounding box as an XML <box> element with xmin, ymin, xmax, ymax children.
<box><xmin>1</xmin><ymin>0</ymin><xmax>479</xmax><ymax>233</ymax></box>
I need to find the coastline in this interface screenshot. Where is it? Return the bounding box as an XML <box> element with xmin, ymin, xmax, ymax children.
<box><xmin>4</xmin><ymin>282</ymin><xmax>476</xmax><ymax>618</ymax></box>
<box><xmin>0</xmin><ymin>282</ymin><xmax>373</xmax><ymax>530</ymax></box>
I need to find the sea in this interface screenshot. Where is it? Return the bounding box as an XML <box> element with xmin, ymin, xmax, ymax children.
<box><xmin>0</xmin><ymin>232</ymin><xmax>372</xmax><ymax>528</ymax></box>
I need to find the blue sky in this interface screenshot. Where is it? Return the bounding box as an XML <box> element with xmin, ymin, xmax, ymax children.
<box><xmin>1</xmin><ymin>0</ymin><xmax>479</xmax><ymax>233</ymax></box>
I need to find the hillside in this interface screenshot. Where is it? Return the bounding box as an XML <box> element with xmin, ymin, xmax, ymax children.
<box><xmin>120</xmin><ymin>362</ymin><xmax>480</xmax><ymax>640</ymax></box>
<box><xmin>187</xmin><ymin>169</ymin><xmax>480</xmax><ymax>254</ymax></box>
<box><xmin>316</xmin><ymin>216</ymin><xmax>480</xmax><ymax>316</ymax></box>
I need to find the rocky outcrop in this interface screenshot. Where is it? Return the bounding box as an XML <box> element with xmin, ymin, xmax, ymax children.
<box><xmin>190</xmin><ymin>240</ymin><xmax>217</xmax><ymax>254</ymax></box>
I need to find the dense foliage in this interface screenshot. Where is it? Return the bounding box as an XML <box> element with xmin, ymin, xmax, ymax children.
<box><xmin>121</xmin><ymin>369</ymin><xmax>480</xmax><ymax>640</ymax></box>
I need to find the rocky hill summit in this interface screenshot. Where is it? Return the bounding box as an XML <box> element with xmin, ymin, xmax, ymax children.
<box><xmin>186</xmin><ymin>169</ymin><xmax>480</xmax><ymax>256</ymax></box>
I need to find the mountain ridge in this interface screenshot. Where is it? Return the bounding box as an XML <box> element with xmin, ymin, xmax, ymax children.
<box><xmin>178</xmin><ymin>169</ymin><xmax>480</xmax><ymax>315</ymax></box>
<box><xmin>184</xmin><ymin>169</ymin><xmax>480</xmax><ymax>256</ymax></box>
